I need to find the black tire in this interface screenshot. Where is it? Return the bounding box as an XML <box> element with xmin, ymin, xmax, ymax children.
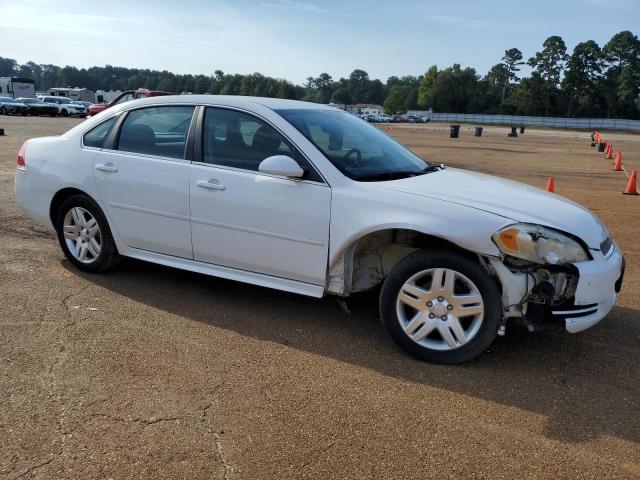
<box><xmin>0</xmin><ymin>106</ymin><xmax>6</xmax><ymax>115</ymax></box>
<box><xmin>55</xmin><ymin>194</ymin><xmax>120</xmax><ymax>273</ymax></box>
<box><xmin>380</xmin><ymin>249</ymin><xmax>501</xmax><ymax>364</ymax></box>
<box><xmin>61</xmin><ymin>109</ymin><xmax>69</xmax><ymax>117</ymax></box>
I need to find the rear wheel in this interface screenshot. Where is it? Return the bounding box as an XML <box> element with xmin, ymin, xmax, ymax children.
<box><xmin>380</xmin><ymin>249</ymin><xmax>501</xmax><ymax>364</ymax></box>
<box><xmin>0</xmin><ymin>106</ymin><xmax>6</xmax><ymax>115</ymax></box>
<box><xmin>55</xmin><ymin>195</ymin><xmax>120</xmax><ymax>273</ymax></box>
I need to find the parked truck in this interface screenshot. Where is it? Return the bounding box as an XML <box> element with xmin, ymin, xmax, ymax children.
<box><xmin>87</xmin><ymin>88</ymin><xmax>174</xmax><ymax>116</ymax></box>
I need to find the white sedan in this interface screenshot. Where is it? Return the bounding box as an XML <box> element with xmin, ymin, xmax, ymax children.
<box><xmin>14</xmin><ymin>96</ymin><xmax>625</xmax><ymax>363</ymax></box>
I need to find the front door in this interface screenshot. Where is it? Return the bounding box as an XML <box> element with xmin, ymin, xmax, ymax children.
<box><xmin>189</xmin><ymin>107</ymin><xmax>330</xmax><ymax>285</ymax></box>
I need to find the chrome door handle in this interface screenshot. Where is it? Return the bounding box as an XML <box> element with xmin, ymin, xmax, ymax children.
<box><xmin>196</xmin><ymin>179</ymin><xmax>225</xmax><ymax>191</ymax></box>
<box><xmin>95</xmin><ymin>163</ymin><xmax>118</xmax><ymax>173</ymax></box>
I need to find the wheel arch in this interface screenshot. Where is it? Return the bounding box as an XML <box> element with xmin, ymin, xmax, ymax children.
<box><xmin>49</xmin><ymin>187</ymin><xmax>94</xmax><ymax>225</ymax></box>
<box><xmin>327</xmin><ymin>226</ymin><xmax>488</xmax><ymax>296</ymax></box>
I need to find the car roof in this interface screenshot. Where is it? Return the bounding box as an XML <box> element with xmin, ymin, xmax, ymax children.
<box><xmin>118</xmin><ymin>94</ymin><xmax>338</xmax><ymax>112</ymax></box>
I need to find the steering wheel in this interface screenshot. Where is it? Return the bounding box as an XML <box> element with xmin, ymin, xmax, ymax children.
<box><xmin>343</xmin><ymin>148</ymin><xmax>362</xmax><ymax>167</ymax></box>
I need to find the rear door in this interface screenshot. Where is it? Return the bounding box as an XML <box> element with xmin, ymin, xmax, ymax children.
<box><xmin>188</xmin><ymin>106</ymin><xmax>331</xmax><ymax>285</ymax></box>
<box><xmin>91</xmin><ymin>105</ymin><xmax>195</xmax><ymax>258</ymax></box>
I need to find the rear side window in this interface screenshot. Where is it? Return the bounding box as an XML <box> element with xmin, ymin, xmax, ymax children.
<box><xmin>83</xmin><ymin>117</ymin><xmax>117</xmax><ymax>148</ymax></box>
<box><xmin>117</xmin><ymin>106</ymin><xmax>194</xmax><ymax>159</ymax></box>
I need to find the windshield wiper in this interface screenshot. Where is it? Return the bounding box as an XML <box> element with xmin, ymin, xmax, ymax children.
<box><xmin>357</xmin><ymin>164</ymin><xmax>443</xmax><ymax>182</ymax></box>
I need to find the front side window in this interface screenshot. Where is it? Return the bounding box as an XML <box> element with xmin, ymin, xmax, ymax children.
<box><xmin>202</xmin><ymin>108</ymin><xmax>322</xmax><ymax>181</ymax></box>
<box><xmin>276</xmin><ymin>109</ymin><xmax>434</xmax><ymax>181</ymax></box>
<box><xmin>83</xmin><ymin>117</ymin><xmax>117</xmax><ymax>148</ymax></box>
<box><xmin>117</xmin><ymin>106</ymin><xmax>194</xmax><ymax>159</ymax></box>
<box><xmin>203</xmin><ymin>108</ymin><xmax>293</xmax><ymax>172</ymax></box>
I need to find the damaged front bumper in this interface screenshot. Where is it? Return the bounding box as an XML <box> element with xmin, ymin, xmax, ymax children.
<box><xmin>490</xmin><ymin>243</ymin><xmax>625</xmax><ymax>333</ymax></box>
<box><xmin>560</xmin><ymin>245</ymin><xmax>624</xmax><ymax>332</ymax></box>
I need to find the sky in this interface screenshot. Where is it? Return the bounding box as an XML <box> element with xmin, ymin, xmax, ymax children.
<box><xmin>0</xmin><ymin>0</ymin><xmax>638</xmax><ymax>85</ymax></box>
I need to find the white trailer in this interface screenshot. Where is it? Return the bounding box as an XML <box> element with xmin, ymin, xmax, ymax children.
<box><xmin>0</xmin><ymin>77</ymin><xmax>36</xmax><ymax>98</ymax></box>
<box><xmin>95</xmin><ymin>90</ymin><xmax>122</xmax><ymax>103</ymax></box>
<box><xmin>47</xmin><ymin>87</ymin><xmax>95</xmax><ymax>102</ymax></box>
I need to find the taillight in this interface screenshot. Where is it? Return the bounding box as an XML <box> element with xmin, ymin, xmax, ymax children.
<box><xmin>17</xmin><ymin>142</ymin><xmax>27</xmax><ymax>170</ymax></box>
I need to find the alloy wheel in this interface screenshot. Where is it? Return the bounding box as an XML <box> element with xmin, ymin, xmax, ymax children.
<box><xmin>62</xmin><ymin>207</ymin><xmax>102</xmax><ymax>263</ymax></box>
<box><xmin>396</xmin><ymin>268</ymin><xmax>485</xmax><ymax>351</ymax></box>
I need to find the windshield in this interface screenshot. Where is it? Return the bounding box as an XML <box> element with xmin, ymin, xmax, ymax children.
<box><xmin>276</xmin><ymin>109</ymin><xmax>433</xmax><ymax>181</ymax></box>
<box><xmin>56</xmin><ymin>98</ymin><xmax>72</xmax><ymax>104</ymax></box>
<box><xmin>20</xmin><ymin>98</ymin><xmax>41</xmax><ymax>104</ymax></box>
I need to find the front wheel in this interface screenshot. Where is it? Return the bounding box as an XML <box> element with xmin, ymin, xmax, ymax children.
<box><xmin>0</xmin><ymin>106</ymin><xmax>6</xmax><ymax>115</ymax></box>
<box><xmin>380</xmin><ymin>249</ymin><xmax>501</xmax><ymax>364</ymax></box>
<box><xmin>55</xmin><ymin>195</ymin><xmax>120</xmax><ymax>273</ymax></box>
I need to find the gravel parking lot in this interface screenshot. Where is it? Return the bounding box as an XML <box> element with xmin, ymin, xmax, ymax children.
<box><xmin>1</xmin><ymin>116</ymin><xmax>639</xmax><ymax>479</ymax></box>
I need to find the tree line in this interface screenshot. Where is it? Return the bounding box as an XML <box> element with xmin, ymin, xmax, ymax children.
<box><xmin>1</xmin><ymin>30</ymin><xmax>638</xmax><ymax>119</ymax></box>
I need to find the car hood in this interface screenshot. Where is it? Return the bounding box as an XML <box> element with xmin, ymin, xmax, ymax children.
<box><xmin>372</xmin><ymin>167</ymin><xmax>608</xmax><ymax>249</ymax></box>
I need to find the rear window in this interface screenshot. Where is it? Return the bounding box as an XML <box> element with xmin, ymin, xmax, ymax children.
<box><xmin>116</xmin><ymin>106</ymin><xmax>194</xmax><ymax>159</ymax></box>
<box><xmin>83</xmin><ymin>117</ymin><xmax>117</xmax><ymax>148</ymax></box>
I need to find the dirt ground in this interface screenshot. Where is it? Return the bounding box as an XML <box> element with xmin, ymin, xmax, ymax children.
<box><xmin>0</xmin><ymin>115</ymin><xmax>639</xmax><ymax>479</ymax></box>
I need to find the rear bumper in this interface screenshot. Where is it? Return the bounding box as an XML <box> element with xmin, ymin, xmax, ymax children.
<box><xmin>525</xmin><ymin>245</ymin><xmax>624</xmax><ymax>333</ymax></box>
<box><xmin>14</xmin><ymin>169</ymin><xmax>54</xmax><ymax>228</ymax></box>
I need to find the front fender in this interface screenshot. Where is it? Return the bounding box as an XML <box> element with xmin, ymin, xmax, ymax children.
<box><xmin>329</xmin><ymin>182</ymin><xmax>513</xmax><ymax>267</ymax></box>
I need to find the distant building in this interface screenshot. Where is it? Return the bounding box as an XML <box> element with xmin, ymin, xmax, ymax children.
<box><xmin>47</xmin><ymin>87</ymin><xmax>95</xmax><ymax>102</ymax></box>
<box><xmin>346</xmin><ymin>103</ymin><xmax>384</xmax><ymax>116</ymax></box>
<box><xmin>0</xmin><ymin>77</ymin><xmax>36</xmax><ymax>98</ymax></box>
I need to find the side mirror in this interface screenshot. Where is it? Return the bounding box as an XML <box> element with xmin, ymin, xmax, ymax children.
<box><xmin>258</xmin><ymin>155</ymin><xmax>304</xmax><ymax>179</ymax></box>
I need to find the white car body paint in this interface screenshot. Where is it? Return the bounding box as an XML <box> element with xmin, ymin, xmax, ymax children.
<box><xmin>14</xmin><ymin>95</ymin><xmax>624</xmax><ymax>333</ymax></box>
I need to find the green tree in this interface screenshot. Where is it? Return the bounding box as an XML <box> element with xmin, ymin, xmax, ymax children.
<box><xmin>602</xmin><ymin>31</ymin><xmax>640</xmax><ymax>117</ymax></box>
<box><xmin>504</xmin><ymin>72</ymin><xmax>547</xmax><ymax>115</ymax></box>
<box><xmin>0</xmin><ymin>57</ymin><xmax>17</xmax><ymax>76</ymax></box>
<box><xmin>417</xmin><ymin>65</ymin><xmax>438</xmax><ymax>109</ymax></box>
<box><xmin>562</xmin><ymin>40</ymin><xmax>604</xmax><ymax>116</ymax></box>
<box><xmin>528</xmin><ymin>35</ymin><xmax>569</xmax><ymax>115</ymax></box>
<box><xmin>368</xmin><ymin>79</ymin><xmax>386</xmax><ymax>105</ymax></box>
<box><xmin>384</xmin><ymin>85</ymin><xmax>408</xmax><ymax>114</ymax></box>
<box><xmin>304</xmin><ymin>73</ymin><xmax>334</xmax><ymax>103</ymax></box>
<box><xmin>499</xmin><ymin>48</ymin><xmax>524</xmax><ymax>110</ymax></box>
<box><xmin>331</xmin><ymin>78</ymin><xmax>352</xmax><ymax>104</ymax></box>
<box><xmin>422</xmin><ymin>64</ymin><xmax>480</xmax><ymax>113</ymax></box>
<box><xmin>193</xmin><ymin>75</ymin><xmax>210</xmax><ymax>94</ymax></box>
<box><xmin>349</xmin><ymin>69</ymin><xmax>370</xmax><ymax>103</ymax></box>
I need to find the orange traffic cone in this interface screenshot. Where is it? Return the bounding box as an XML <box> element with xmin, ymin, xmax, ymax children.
<box><xmin>546</xmin><ymin>176</ymin><xmax>555</xmax><ymax>193</ymax></box>
<box><xmin>606</xmin><ymin>144</ymin><xmax>613</xmax><ymax>159</ymax></box>
<box><xmin>623</xmin><ymin>170</ymin><xmax>638</xmax><ymax>195</ymax></box>
<box><xmin>613</xmin><ymin>151</ymin><xmax>623</xmax><ymax>171</ymax></box>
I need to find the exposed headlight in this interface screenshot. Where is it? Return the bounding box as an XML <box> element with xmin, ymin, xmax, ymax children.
<box><xmin>492</xmin><ymin>223</ymin><xmax>589</xmax><ymax>265</ymax></box>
